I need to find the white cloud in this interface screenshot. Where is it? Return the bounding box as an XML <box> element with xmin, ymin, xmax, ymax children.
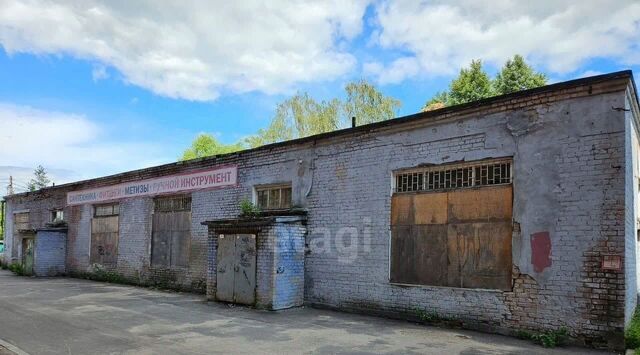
<box><xmin>92</xmin><ymin>64</ymin><xmax>109</xmax><ymax>81</ymax></box>
<box><xmin>0</xmin><ymin>103</ymin><xmax>171</xmax><ymax>180</ymax></box>
<box><xmin>0</xmin><ymin>0</ymin><xmax>370</xmax><ymax>101</ymax></box>
<box><xmin>369</xmin><ymin>1</ymin><xmax>640</xmax><ymax>82</ymax></box>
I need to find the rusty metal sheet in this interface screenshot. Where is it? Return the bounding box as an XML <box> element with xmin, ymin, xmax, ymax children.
<box><xmin>90</xmin><ymin>215</ymin><xmax>119</xmax><ymax>265</ymax></box>
<box><xmin>448</xmin><ymin>185</ymin><xmax>512</xmax><ymax>222</ymax></box>
<box><xmin>390</xmin><ymin>225</ymin><xmax>448</xmax><ymax>286</ymax></box>
<box><xmin>446</xmin><ymin>222</ymin><xmax>512</xmax><ymax>290</ymax></box>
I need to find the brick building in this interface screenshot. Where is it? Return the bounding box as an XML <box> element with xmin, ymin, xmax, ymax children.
<box><xmin>2</xmin><ymin>71</ymin><xmax>639</xmax><ymax>349</ymax></box>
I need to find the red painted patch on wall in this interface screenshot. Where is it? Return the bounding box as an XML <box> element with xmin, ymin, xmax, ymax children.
<box><xmin>531</xmin><ymin>231</ymin><xmax>552</xmax><ymax>273</ymax></box>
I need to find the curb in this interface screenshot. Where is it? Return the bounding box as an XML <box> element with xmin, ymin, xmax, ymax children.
<box><xmin>0</xmin><ymin>339</ymin><xmax>29</xmax><ymax>355</ymax></box>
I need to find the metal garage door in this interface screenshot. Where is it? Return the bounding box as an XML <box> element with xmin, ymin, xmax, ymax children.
<box><xmin>216</xmin><ymin>234</ymin><xmax>256</xmax><ymax>305</ymax></box>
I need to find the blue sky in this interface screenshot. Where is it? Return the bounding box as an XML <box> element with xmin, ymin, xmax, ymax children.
<box><xmin>1</xmin><ymin>1</ymin><xmax>639</xmax><ymax>192</ymax></box>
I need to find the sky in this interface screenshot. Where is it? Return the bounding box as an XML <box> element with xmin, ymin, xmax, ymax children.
<box><xmin>1</xmin><ymin>0</ymin><xmax>639</xmax><ymax>193</ymax></box>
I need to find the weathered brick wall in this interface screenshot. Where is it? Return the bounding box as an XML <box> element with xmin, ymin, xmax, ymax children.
<box><xmin>3</xmin><ymin>189</ymin><xmax>66</xmax><ymax>264</ymax></box>
<box><xmin>624</xmin><ymin>90</ymin><xmax>640</xmax><ymax>327</ymax></box>
<box><xmin>3</xmin><ymin>75</ymin><xmax>634</xmax><ymax>348</ymax></box>
<box><xmin>300</xmin><ymin>91</ymin><xmax>627</xmax><ymax>348</ymax></box>
<box><xmin>34</xmin><ymin>229</ymin><xmax>66</xmax><ymax>276</ymax></box>
<box><xmin>117</xmin><ymin>198</ymin><xmax>153</xmax><ymax>282</ymax></box>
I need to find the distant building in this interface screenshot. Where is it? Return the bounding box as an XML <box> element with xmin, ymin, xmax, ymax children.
<box><xmin>3</xmin><ymin>71</ymin><xmax>639</xmax><ymax>350</ymax></box>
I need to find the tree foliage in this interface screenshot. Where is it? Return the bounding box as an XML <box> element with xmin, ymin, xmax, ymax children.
<box><xmin>245</xmin><ymin>93</ymin><xmax>341</xmax><ymax>148</ymax></box>
<box><xmin>422</xmin><ymin>55</ymin><xmax>547</xmax><ymax>111</ymax></box>
<box><xmin>448</xmin><ymin>59</ymin><xmax>494</xmax><ymax>105</ymax></box>
<box><xmin>245</xmin><ymin>80</ymin><xmax>400</xmax><ymax>148</ymax></box>
<box><xmin>27</xmin><ymin>165</ymin><xmax>51</xmax><ymax>191</ymax></box>
<box><xmin>182</xmin><ymin>80</ymin><xmax>400</xmax><ymax>156</ymax></box>
<box><xmin>181</xmin><ymin>134</ymin><xmax>243</xmax><ymax>161</ymax></box>
<box><xmin>343</xmin><ymin>79</ymin><xmax>401</xmax><ymax>126</ymax></box>
<box><xmin>494</xmin><ymin>54</ymin><xmax>547</xmax><ymax>95</ymax></box>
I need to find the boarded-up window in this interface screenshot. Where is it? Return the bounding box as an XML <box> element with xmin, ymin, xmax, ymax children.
<box><xmin>91</xmin><ymin>203</ymin><xmax>119</xmax><ymax>265</ymax></box>
<box><xmin>14</xmin><ymin>212</ymin><xmax>30</xmax><ymax>231</ymax></box>
<box><xmin>391</xmin><ymin>159</ymin><xmax>513</xmax><ymax>290</ymax></box>
<box><xmin>151</xmin><ymin>196</ymin><xmax>191</xmax><ymax>268</ymax></box>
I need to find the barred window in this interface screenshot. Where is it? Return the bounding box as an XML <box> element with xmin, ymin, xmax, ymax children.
<box><xmin>94</xmin><ymin>203</ymin><xmax>119</xmax><ymax>217</ymax></box>
<box><xmin>395</xmin><ymin>159</ymin><xmax>512</xmax><ymax>193</ymax></box>
<box><xmin>256</xmin><ymin>184</ymin><xmax>292</xmax><ymax>210</ymax></box>
<box><xmin>154</xmin><ymin>196</ymin><xmax>192</xmax><ymax>212</ymax></box>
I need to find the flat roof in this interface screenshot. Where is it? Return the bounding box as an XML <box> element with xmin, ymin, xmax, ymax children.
<box><xmin>5</xmin><ymin>70</ymin><xmax>637</xmax><ymax>199</ymax></box>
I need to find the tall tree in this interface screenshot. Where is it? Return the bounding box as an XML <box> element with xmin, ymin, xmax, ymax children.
<box><xmin>245</xmin><ymin>80</ymin><xmax>401</xmax><ymax>147</ymax></box>
<box><xmin>181</xmin><ymin>134</ymin><xmax>243</xmax><ymax>161</ymax></box>
<box><xmin>448</xmin><ymin>59</ymin><xmax>493</xmax><ymax>105</ymax></box>
<box><xmin>422</xmin><ymin>55</ymin><xmax>547</xmax><ymax>110</ymax></box>
<box><xmin>245</xmin><ymin>93</ymin><xmax>341</xmax><ymax>148</ymax></box>
<box><xmin>494</xmin><ymin>54</ymin><xmax>547</xmax><ymax>95</ymax></box>
<box><xmin>343</xmin><ymin>79</ymin><xmax>401</xmax><ymax>126</ymax></box>
<box><xmin>27</xmin><ymin>165</ymin><xmax>51</xmax><ymax>191</ymax></box>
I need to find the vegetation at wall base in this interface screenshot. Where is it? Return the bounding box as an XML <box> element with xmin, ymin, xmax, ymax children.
<box><xmin>516</xmin><ymin>327</ymin><xmax>569</xmax><ymax>348</ymax></box>
<box><xmin>626</xmin><ymin>308</ymin><xmax>640</xmax><ymax>350</ymax></box>
<box><xmin>7</xmin><ymin>263</ymin><xmax>25</xmax><ymax>276</ymax></box>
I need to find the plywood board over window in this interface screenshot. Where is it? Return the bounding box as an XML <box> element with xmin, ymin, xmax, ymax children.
<box><xmin>391</xmin><ymin>159</ymin><xmax>513</xmax><ymax>291</ymax></box>
<box><xmin>151</xmin><ymin>196</ymin><xmax>191</xmax><ymax>268</ymax></box>
<box><xmin>90</xmin><ymin>203</ymin><xmax>119</xmax><ymax>265</ymax></box>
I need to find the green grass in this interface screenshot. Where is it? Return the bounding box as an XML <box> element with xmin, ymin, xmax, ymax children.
<box><xmin>7</xmin><ymin>262</ymin><xmax>25</xmax><ymax>276</ymax></box>
<box><xmin>516</xmin><ymin>328</ymin><xmax>569</xmax><ymax>348</ymax></box>
<box><xmin>626</xmin><ymin>308</ymin><xmax>640</xmax><ymax>350</ymax></box>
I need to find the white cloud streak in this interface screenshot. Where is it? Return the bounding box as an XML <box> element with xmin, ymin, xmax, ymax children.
<box><xmin>0</xmin><ymin>103</ymin><xmax>170</xmax><ymax>180</ymax></box>
<box><xmin>369</xmin><ymin>0</ymin><xmax>640</xmax><ymax>84</ymax></box>
<box><xmin>0</xmin><ymin>0</ymin><xmax>370</xmax><ymax>100</ymax></box>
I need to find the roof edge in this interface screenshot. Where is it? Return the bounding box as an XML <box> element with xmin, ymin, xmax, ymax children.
<box><xmin>4</xmin><ymin>70</ymin><xmax>634</xmax><ymax>199</ymax></box>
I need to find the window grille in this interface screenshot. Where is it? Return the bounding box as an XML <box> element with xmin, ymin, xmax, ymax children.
<box><xmin>395</xmin><ymin>159</ymin><xmax>512</xmax><ymax>193</ymax></box>
<box><xmin>94</xmin><ymin>203</ymin><xmax>119</xmax><ymax>217</ymax></box>
<box><xmin>154</xmin><ymin>196</ymin><xmax>192</xmax><ymax>212</ymax></box>
<box><xmin>256</xmin><ymin>184</ymin><xmax>292</xmax><ymax>210</ymax></box>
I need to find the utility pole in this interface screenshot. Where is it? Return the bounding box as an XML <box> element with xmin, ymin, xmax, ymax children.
<box><xmin>7</xmin><ymin>176</ymin><xmax>14</xmax><ymax>195</ymax></box>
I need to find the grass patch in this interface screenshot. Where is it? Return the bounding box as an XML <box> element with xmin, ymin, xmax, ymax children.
<box><xmin>71</xmin><ymin>270</ymin><xmax>133</xmax><ymax>285</ymax></box>
<box><xmin>7</xmin><ymin>263</ymin><xmax>25</xmax><ymax>276</ymax></box>
<box><xmin>626</xmin><ymin>308</ymin><xmax>640</xmax><ymax>350</ymax></box>
<box><xmin>517</xmin><ymin>328</ymin><xmax>569</xmax><ymax>348</ymax></box>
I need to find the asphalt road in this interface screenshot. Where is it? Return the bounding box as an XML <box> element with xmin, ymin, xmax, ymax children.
<box><xmin>0</xmin><ymin>270</ymin><xmax>610</xmax><ymax>354</ymax></box>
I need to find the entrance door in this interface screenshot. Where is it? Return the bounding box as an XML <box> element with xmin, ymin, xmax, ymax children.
<box><xmin>22</xmin><ymin>238</ymin><xmax>34</xmax><ymax>276</ymax></box>
<box><xmin>216</xmin><ymin>234</ymin><xmax>256</xmax><ymax>305</ymax></box>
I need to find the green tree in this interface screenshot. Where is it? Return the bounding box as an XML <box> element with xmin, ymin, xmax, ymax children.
<box><xmin>343</xmin><ymin>79</ymin><xmax>401</xmax><ymax>126</ymax></box>
<box><xmin>245</xmin><ymin>93</ymin><xmax>341</xmax><ymax>148</ymax></box>
<box><xmin>422</xmin><ymin>91</ymin><xmax>449</xmax><ymax>112</ymax></box>
<box><xmin>423</xmin><ymin>56</ymin><xmax>547</xmax><ymax>110</ymax></box>
<box><xmin>494</xmin><ymin>54</ymin><xmax>547</xmax><ymax>95</ymax></box>
<box><xmin>448</xmin><ymin>59</ymin><xmax>493</xmax><ymax>105</ymax></box>
<box><xmin>181</xmin><ymin>134</ymin><xmax>244</xmax><ymax>161</ymax></box>
<box><xmin>27</xmin><ymin>165</ymin><xmax>51</xmax><ymax>191</ymax></box>
<box><xmin>245</xmin><ymin>80</ymin><xmax>400</xmax><ymax>147</ymax></box>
